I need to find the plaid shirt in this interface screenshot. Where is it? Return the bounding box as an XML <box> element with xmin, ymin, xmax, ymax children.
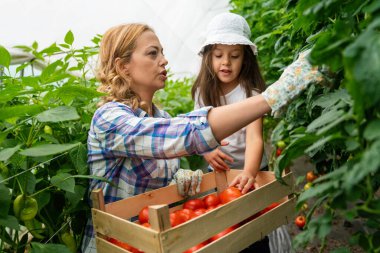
<box><xmin>82</xmin><ymin>102</ymin><xmax>218</xmax><ymax>253</ymax></box>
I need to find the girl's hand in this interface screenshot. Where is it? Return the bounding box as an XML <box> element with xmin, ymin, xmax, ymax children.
<box><xmin>204</xmin><ymin>148</ymin><xmax>233</xmax><ymax>171</ymax></box>
<box><xmin>229</xmin><ymin>171</ymin><xmax>257</xmax><ymax>194</ymax></box>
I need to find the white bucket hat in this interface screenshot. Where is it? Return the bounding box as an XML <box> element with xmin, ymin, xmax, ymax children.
<box><xmin>199</xmin><ymin>12</ymin><xmax>258</xmax><ymax>55</ymax></box>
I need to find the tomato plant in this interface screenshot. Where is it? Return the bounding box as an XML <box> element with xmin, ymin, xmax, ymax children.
<box><xmin>219</xmin><ymin>186</ymin><xmax>242</xmax><ymax>204</ymax></box>
<box><xmin>231</xmin><ymin>0</ymin><xmax>380</xmax><ymax>251</ymax></box>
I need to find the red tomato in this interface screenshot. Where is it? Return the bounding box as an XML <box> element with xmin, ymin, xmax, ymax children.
<box><xmin>202</xmin><ymin>194</ymin><xmax>220</xmax><ymax>208</ymax></box>
<box><xmin>210</xmin><ymin>226</ymin><xmax>236</xmax><ymax>242</ymax></box>
<box><xmin>108</xmin><ymin>237</ymin><xmax>133</xmax><ymax>250</ymax></box>
<box><xmin>306</xmin><ymin>171</ymin><xmax>318</xmax><ymax>182</ymax></box>
<box><xmin>295</xmin><ymin>215</ymin><xmax>306</xmax><ymax>229</ymax></box>
<box><xmin>141</xmin><ymin>222</ymin><xmax>151</xmax><ymax>228</ymax></box>
<box><xmin>183</xmin><ymin>199</ymin><xmax>206</xmax><ymax>210</ymax></box>
<box><xmin>138</xmin><ymin>206</ymin><xmax>149</xmax><ymax>224</ymax></box>
<box><xmin>183</xmin><ymin>242</ymin><xmax>207</xmax><ymax>253</ymax></box>
<box><xmin>276</xmin><ymin>148</ymin><xmax>282</xmax><ymax>157</ymax></box>
<box><xmin>193</xmin><ymin>208</ymin><xmax>207</xmax><ymax>217</ymax></box>
<box><xmin>170</xmin><ymin>212</ymin><xmax>183</xmax><ymax>227</ymax></box>
<box><xmin>175</xmin><ymin>209</ymin><xmax>195</xmax><ymax>222</ymax></box>
<box><xmin>219</xmin><ymin>187</ymin><xmax>243</xmax><ymax>204</ymax></box>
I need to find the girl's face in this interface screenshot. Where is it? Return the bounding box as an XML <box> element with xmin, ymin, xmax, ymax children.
<box><xmin>124</xmin><ymin>31</ymin><xmax>168</xmax><ymax>97</ymax></box>
<box><xmin>212</xmin><ymin>44</ymin><xmax>244</xmax><ymax>88</ymax></box>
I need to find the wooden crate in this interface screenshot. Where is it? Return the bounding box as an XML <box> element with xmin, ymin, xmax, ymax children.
<box><xmin>91</xmin><ymin>169</ymin><xmax>296</xmax><ymax>253</ymax></box>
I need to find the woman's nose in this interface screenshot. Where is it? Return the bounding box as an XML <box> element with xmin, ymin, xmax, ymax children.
<box><xmin>222</xmin><ymin>56</ymin><xmax>230</xmax><ymax>65</ymax></box>
<box><xmin>160</xmin><ymin>55</ymin><xmax>168</xmax><ymax>66</ymax></box>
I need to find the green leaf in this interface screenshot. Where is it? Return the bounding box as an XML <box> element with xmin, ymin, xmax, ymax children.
<box><xmin>69</xmin><ymin>144</ymin><xmax>88</xmax><ymax>175</ymax></box>
<box><xmin>363</xmin><ymin>119</ymin><xmax>380</xmax><ymax>141</ymax></box>
<box><xmin>0</xmin><ymin>215</ymin><xmax>19</xmax><ymax>230</ymax></box>
<box><xmin>344</xmin><ymin>18</ymin><xmax>380</xmax><ymax>116</ymax></box>
<box><xmin>64</xmin><ymin>31</ymin><xmax>74</xmax><ymax>45</ymax></box>
<box><xmin>343</xmin><ymin>140</ymin><xmax>380</xmax><ymax>190</ymax></box>
<box><xmin>20</xmin><ymin>143</ymin><xmax>80</xmax><ymax>157</ymax></box>
<box><xmin>65</xmin><ymin>185</ymin><xmax>86</xmax><ymax>207</ymax></box>
<box><xmin>0</xmin><ymin>45</ymin><xmax>11</xmax><ymax>68</ymax></box>
<box><xmin>298</xmin><ymin>180</ymin><xmax>338</xmax><ymax>203</ymax></box>
<box><xmin>18</xmin><ymin>171</ymin><xmax>37</xmax><ymax>194</ymax></box>
<box><xmin>36</xmin><ymin>106</ymin><xmax>80</xmax><ymax>123</ymax></box>
<box><xmin>0</xmin><ymin>104</ymin><xmax>43</xmax><ymax>121</ymax></box>
<box><xmin>305</xmin><ymin>133</ymin><xmax>342</xmax><ymax>154</ymax></box>
<box><xmin>0</xmin><ymin>145</ymin><xmax>21</xmax><ymax>161</ymax></box>
<box><xmin>40</xmin><ymin>60</ymin><xmax>62</xmax><ymax>83</ymax></box>
<box><xmin>0</xmin><ymin>183</ymin><xmax>11</xmax><ymax>218</ymax></box>
<box><xmin>51</xmin><ymin>173</ymin><xmax>75</xmax><ymax>193</ymax></box>
<box><xmin>31</xmin><ymin>242</ymin><xmax>72</xmax><ymax>253</ymax></box>
<box><xmin>47</xmin><ymin>85</ymin><xmax>104</xmax><ymax>105</ymax></box>
<box><xmin>306</xmin><ymin>109</ymin><xmax>346</xmax><ymax>133</ymax></box>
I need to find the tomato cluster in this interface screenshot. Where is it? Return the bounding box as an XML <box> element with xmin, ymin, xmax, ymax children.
<box><xmin>109</xmin><ymin>186</ymin><xmax>280</xmax><ymax>252</ymax></box>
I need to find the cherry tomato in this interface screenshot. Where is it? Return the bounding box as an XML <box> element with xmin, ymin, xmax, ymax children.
<box><xmin>219</xmin><ymin>187</ymin><xmax>242</xmax><ymax>204</ymax></box>
<box><xmin>295</xmin><ymin>215</ymin><xmax>306</xmax><ymax>229</ymax></box>
<box><xmin>202</xmin><ymin>195</ymin><xmax>220</xmax><ymax>208</ymax></box>
<box><xmin>183</xmin><ymin>199</ymin><xmax>205</xmax><ymax>210</ymax></box>
<box><xmin>276</xmin><ymin>140</ymin><xmax>286</xmax><ymax>149</ymax></box>
<box><xmin>306</xmin><ymin>171</ymin><xmax>318</xmax><ymax>182</ymax></box>
<box><xmin>138</xmin><ymin>206</ymin><xmax>149</xmax><ymax>224</ymax></box>
<box><xmin>276</xmin><ymin>148</ymin><xmax>282</xmax><ymax>157</ymax></box>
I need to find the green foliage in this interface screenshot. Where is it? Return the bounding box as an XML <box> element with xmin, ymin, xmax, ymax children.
<box><xmin>0</xmin><ymin>34</ymin><xmax>101</xmax><ymax>252</ymax></box>
<box><xmin>231</xmin><ymin>0</ymin><xmax>380</xmax><ymax>251</ymax></box>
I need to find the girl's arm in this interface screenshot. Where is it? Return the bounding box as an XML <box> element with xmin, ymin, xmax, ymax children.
<box><xmin>229</xmin><ymin>118</ymin><xmax>264</xmax><ymax>194</ymax></box>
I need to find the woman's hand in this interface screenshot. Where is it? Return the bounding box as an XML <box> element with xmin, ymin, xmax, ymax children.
<box><xmin>173</xmin><ymin>169</ymin><xmax>203</xmax><ymax>196</ymax></box>
<box><xmin>229</xmin><ymin>171</ymin><xmax>257</xmax><ymax>194</ymax></box>
<box><xmin>262</xmin><ymin>49</ymin><xmax>327</xmax><ymax>114</ymax></box>
<box><xmin>204</xmin><ymin>148</ymin><xmax>234</xmax><ymax>171</ymax></box>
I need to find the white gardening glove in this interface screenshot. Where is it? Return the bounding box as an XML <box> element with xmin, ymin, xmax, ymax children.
<box><xmin>262</xmin><ymin>49</ymin><xmax>326</xmax><ymax>114</ymax></box>
<box><xmin>172</xmin><ymin>169</ymin><xmax>203</xmax><ymax>197</ymax></box>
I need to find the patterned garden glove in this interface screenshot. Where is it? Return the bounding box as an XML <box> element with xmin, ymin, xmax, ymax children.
<box><xmin>173</xmin><ymin>169</ymin><xmax>203</xmax><ymax>197</ymax></box>
<box><xmin>262</xmin><ymin>49</ymin><xmax>326</xmax><ymax>114</ymax></box>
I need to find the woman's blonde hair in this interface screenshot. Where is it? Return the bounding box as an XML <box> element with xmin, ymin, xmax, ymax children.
<box><xmin>97</xmin><ymin>23</ymin><xmax>154</xmax><ymax>109</ymax></box>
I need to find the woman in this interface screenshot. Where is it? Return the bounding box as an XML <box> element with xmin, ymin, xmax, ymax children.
<box><xmin>82</xmin><ymin>23</ymin><xmax>325</xmax><ymax>253</ymax></box>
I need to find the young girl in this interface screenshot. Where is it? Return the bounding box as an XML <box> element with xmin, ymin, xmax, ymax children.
<box><xmin>192</xmin><ymin>12</ymin><xmax>268</xmax><ymax>194</ymax></box>
<box><xmin>192</xmin><ymin>12</ymin><xmax>293</xmax><ymax>253</ymax></box>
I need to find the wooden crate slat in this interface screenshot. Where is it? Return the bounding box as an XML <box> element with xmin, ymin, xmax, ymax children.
<box><xmin>104</xmin><ymin>172</ymin><xmax>217</xmax><ymax>220</ymax></box>
<box><xmin>198</xmin><ymin>196</ymin><xmax>297</xmax><ymax>253</ymax></box>
<box><xmin>96</xmin><ymin>236</ymin><xmax>131</xmax><ymax>253</ymax></box>
<box><xmin>159</xmin><ymin>172</ymin><xmax>294</xmax><ymax>253</ymax></box>
<box><xmin>92</xmin><ymin>209</ymin><xmax>160</xmax><ymax>252</ymax></box>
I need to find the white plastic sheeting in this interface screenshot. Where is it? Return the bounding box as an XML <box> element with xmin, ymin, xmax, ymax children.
<box><xmin>0</xmin><ymin>0</ymin><xmax>230</xmax><ymax>77</ymax></box>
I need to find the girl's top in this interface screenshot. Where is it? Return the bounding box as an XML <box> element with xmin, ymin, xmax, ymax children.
<box><xmin>194</xmin><ymin>84</ymin><xmax>268</xmax><ymax>170</ymax></box>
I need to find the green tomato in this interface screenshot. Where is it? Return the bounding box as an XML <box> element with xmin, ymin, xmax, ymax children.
<box><xmin>44</xmin><ymin>125</ymin><xmax>53</xmax><ymax>135</ymax></box>
<box><xmin>13</xmin><ymin>194</ymin><xmax>38</xmax><ymax>221</ymax></box>
<box><xmin>276</xmin><ymin>140</ymin><xmax>286</xmax><ymax>149</ymax></box>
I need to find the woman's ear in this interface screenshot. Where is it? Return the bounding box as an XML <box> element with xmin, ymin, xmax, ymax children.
<box><xmin>115</xmin><ymin>57</ymin><xmax>129</xmax><ymax>75</ymax></box>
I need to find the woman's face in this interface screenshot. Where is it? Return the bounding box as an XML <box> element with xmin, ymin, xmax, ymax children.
<box><xmin>212</xmin><ymin>44</ymin><xmax>244</xmax><ymax>88</ymax></box>
<box><xmin>125</xmin><ymin>31</ymin><xmax>168</xmax><ymax>97</ymax></box>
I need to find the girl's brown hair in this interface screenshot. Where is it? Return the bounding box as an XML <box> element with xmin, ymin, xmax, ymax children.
<box><xmin>191</xmin><ymin>45</ymin><xmax>265</xmax><ymax>107</ymax></box>
<box><xmin>97</xmin><ymin>23</ymin><xmax>154</xmax><ymax>109</ymax></box>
